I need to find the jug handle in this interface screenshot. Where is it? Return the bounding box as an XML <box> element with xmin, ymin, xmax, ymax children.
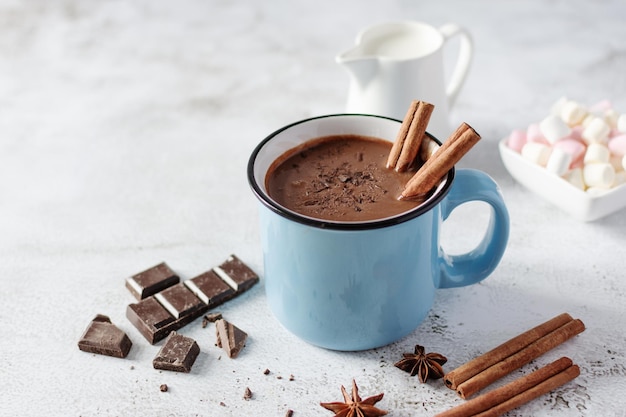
<box><xmin>439</xmin><ymin>23</ymin><xmax>474</xmax><ymax>108</ymax></box>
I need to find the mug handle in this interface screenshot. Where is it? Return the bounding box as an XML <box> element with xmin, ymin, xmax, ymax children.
<box><xmin>438</xmin><ymin>23</ymin><xmax>473</xmax><ymax>109</ymax></box>
<box><xmin>437</xmin><ymin>169</ymin><xmax>510</xmax><ymax>289</ymax></box>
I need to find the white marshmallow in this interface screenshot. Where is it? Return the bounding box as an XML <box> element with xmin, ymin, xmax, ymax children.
<box><xmin>583</xmin><ymin>143</ymin><xmax>610</xmax><ymax>164</ymax></box>
<box><xmin>581</xmin><ymin>117</ymin><xmax>610</xmax><ymax>144</ymax></box>
<box><xmin>614</xmin><ymin>171</ymin><xmax>626</xmax><ymax>187</ymax></box>
<box><xmin>539</xmin><ymin>115</ymin><xmax>571</xmax><ymax>144</ymax></box>
<box><xmin>560</xmin><ymin>100</ymin><xmax>587</xmax><ymax>126</ymax></box>
<box><xmin>583</xmin><ymin>163</ymin><xmax>615</xmax><ymax>188</ymax></box>
<box><xmin>546</xmin><ymin>147</ymin><xmax>572</xmax><ymax>176</ymax></box>
<box><xmin>521</xmin><ymin>142</ymin><xmax>551</xmax><ymax>166</ymax></box>
<box><xmin>618</xmin><ymin>114</ymin><xmax>626</xmax><ymax>133</ymax></box>
<box><xmin>550</xmin><ymin>96</ymin><xmax>568</xmax><ymax>116</ymax></box>
<box><xmin>581</xmin><ymin>113</ymin><xmax>596</xmax><ymax>128</ymax></box>
<box><xmin>604</xmin><ymin>109</ymin><xmax>619</xmax><ymax>129</ymax></box>
<box><xmin>564</xmin><ymin>168</ymin><xmax>585</xmax><ymax>190</ymax></box>
<box><xmin>610</xmin><ymin>155</ymin><xmax>624</xmax><ymax>172</ymax></box>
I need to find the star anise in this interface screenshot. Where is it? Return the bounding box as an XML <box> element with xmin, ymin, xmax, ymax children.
<box><xmin>394</xmin><ymin>344</ymin><xmax>447</xmax><ymax>383</ymax></box>
<box><xmin>320</xmin><ymin>379</ymin><xmax>388</xmax><ymax>417</ymax></box>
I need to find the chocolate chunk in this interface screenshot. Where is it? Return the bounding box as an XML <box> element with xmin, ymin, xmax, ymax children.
<box><xmin>153</xmin><ymin>331</ymin><xmax>200</xmax><ymax>373</ymax></box>
<box><xmin>215</xmin><ymin>319</ymin><xmax>247</xmax><ymax>358</ymax></box>
<box><xmin>159</xmin><ymin>384</ymin><xmax>168</xmax><ymax>392</ymax></box>
<box><xmin>202</xmin><ymin>312</ymin><xmax>223</xmax><ymax>328</ymax></box>
<box><xmin>184</xmin><ymin>270</ymin><xmax>234</xmax><ymax>306</ymax></box>
<box><xmin>243</xmin><ymin>387</ymin><xmax>253</xmax><ymax>400</ymax></box>
<box><xmin>78</xmin><ymin>314</ymin><xmax>132</xmax><ymax>358</ymax></box>
<box><xmin>126</xmin><ymin>262</ymin><xmax>179</xmax><ymax>300</ymax></box>
<box><xmin>213</xmin><ymin>255</ymin><xmax>259</xmax><ymax>294</ymax></box>
<box><xmin>154</xmin><ymin>283</ymin><xmax>205</xmax><ymax>319</ymax></box>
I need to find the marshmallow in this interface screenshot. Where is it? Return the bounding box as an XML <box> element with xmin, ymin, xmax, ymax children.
<box><xmin>569</xmin><ymin>125</ymin><xmax>584</xmax><ymax>141</ymax></box>
<box><xmin>553</xmin><ymin>138</ymin><xmax>586</xmax><ymax>166</ymax></box>
<box><xmin>564</xmin><ymin>168</ymin><xmax>585</xmax><ymax>190</ymax></box>
<box><xmin>546</xmin><ymin>147</ymin><xmax>572</xmax><ymax>176</ymax></box>
<box><xmin>581</xmin><ymin>113</ymin><xmax>596</xmax><ymax>128</ymax></box>
<box><xmin>584</xmin><ymin>143</ymin><xmax>610</xmax><ymax>164</ymax></box>
<box><xmin>614</xmin><ymin>171</ymin><xmax>626</xmax><ymax>187</ymax></box>
<box><xmin>583</xmin><ymin>163</ymin><xmax>615</xmax><ymax>188</ymax></box>
<box><xmin>560</xmin><ymin>100</ymin><xmax>587</xmax><ymax>126</ymax></box>
<box><xmin>604</xmin><ymin>109</ymin><xmax>619</xmax><ymax>129</ymax></box>
<box><xmin>610</xmin><ymin>155</ymin><xmax>624</xmax><ymax>172</ymax></box>
<box><xmin>539</xmin><ymin>115</ymin><xmax>571</xmax><ymax>144</ymax></box>
<box><xmin>608</xmin><ymin>134</ymin><xmax>626</xmax><ymax>157</ymax></box>
<box><xmin>526</xmin><ymin>123</ymin><xmax>548</xmax><ymax>144</ymax></box>
<box><xmin>550</xmin><ymin>96</ymin><xmax>568</xmax><ymax>116</ymax></box>
<box><xmin>589</xmin><ymin>99</ymin><xmax>613</xmax><ymax>114</ymax></box>
<box><xmin>618</xmin><ymin>114</ymin><xmax>626</xmax><ymax>133</ymax></box>
<box><xmin>581</xmin><ymin>117</ymin><xmax>610</xmax><ymax>144</ymax></box>
<box><xmin>521</xmin><ymin>142</ymin><xmax>551</xmax><ymax>166</ymax></box>
<box><xmin>507</xmin><ymin>129</ymin><xmax>527</xmax><ymax>152</ymax></box>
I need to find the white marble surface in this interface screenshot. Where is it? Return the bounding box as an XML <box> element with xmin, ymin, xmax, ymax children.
<box><xmin>1</xmin><ymin>0</ymin><xmax>625</xmax><ymax>416</ymax></box>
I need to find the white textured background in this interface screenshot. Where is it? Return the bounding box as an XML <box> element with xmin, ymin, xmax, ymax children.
<box><xmin>1</xmin><ymin>0</ymin><xmax>625</xmax><ymax>416</ymax></box>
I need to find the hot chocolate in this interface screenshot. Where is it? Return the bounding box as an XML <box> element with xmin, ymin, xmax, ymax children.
<box><xmin>265</xmin><ymin>134</ymin><xmax>422</xmax><ymax>221</ymax></box>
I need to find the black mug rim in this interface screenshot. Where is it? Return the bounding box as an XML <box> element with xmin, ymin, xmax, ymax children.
<box><xmin>247</xmin><ymin>113</ymin><xmax>455</xmax><ymax>231</ymax></box>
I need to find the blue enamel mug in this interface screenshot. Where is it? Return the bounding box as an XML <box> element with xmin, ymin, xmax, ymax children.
<box><xmin>247</xmin><ymin>114</ymin><xmax>509</xmax><ymax>351</ymax></box>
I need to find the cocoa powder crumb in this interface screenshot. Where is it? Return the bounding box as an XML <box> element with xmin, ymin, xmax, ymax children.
<box><xmin>159</xmin><ymin>384</ymin><xmax>168</xmax><ymax>392</ymax></box>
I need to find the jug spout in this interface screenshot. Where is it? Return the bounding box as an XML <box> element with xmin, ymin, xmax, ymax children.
<box><xmin>335</xmin><ymin>48</ymin><xmax>379</xmax><ymax>88</ymax></box>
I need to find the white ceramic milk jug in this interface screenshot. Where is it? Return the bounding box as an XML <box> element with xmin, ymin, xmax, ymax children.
<box><xmin>336</xmin><ymin>21</ymin><xmax>473</xmax><ymax>139</ymax></box>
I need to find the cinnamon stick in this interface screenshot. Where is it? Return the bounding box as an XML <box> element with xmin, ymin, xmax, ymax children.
<box><xmin>401</xmin><ymin>122</ymin><xmax>480</xmax><ymax>199</ymax></box>
<box><xmin>444</xmin><ymin>313</ymin><xmax>574</xmax><ymax>390</ymax></box>
<box><xmin>456</xmin><ymin>318</ymin><xmax>585</xmax><ymax>399</ymax></box>
<box><xmin>387</xmin><ymin>100</ymin><xmax>434</xmax><ymax>172</ymax></box>
<box><xmin>435</xmin><ymin>357</ymin><xmax>580</xmax><ymax>417</ymax></box>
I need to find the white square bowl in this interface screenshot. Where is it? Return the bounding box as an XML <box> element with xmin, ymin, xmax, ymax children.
<box><xmin>498</xmin><ymin>138</ymin><xmax>626</xmax><ymax>221</ymax></box>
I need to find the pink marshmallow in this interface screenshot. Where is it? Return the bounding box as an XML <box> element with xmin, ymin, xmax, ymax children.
<box><xmin>610</xmin><ymin>128</ymin><xmax>621</xmax><ymax>139</ymax></box>
<box><xmin>526</xmin><ymin>123</ymin><xmax>548</xmax><ymax>144</ymax></box>
<box><xmin>507</xmin><ymin>129</ymin><xmax>527</xmax><ymax>152</ymax></box>
<box><xmin>570</xmin><ymin>158</ymin><xmax>585</xmax><ymax>170</ymax></box>
<box><xmin>589</xmin><ymin>99</ymin><xmax>613</xmax><ymax>113</ymax></box>
<box><xmin>608</xmin><ymin>134</ymin><xmax>626</xmax><ymax>157</ymax></box>
<box><xmin>569</xmin><ymin>125</ymin><xmax>584</xmax><ymax>141</ymax></box>
<box><xmin>553</xmin><ymin>138</ymin><xmax>586</xmax><ymax>168</ymax></box>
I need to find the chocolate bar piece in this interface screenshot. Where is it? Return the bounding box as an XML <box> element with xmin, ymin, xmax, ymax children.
<box><xmin>215</xmin><ymin>318</ymin><xmax>247</xmax><ymax>358</ymax></box>
<box><xmin>78</xmin><ymin>314</ymin><xmax>132</xmax><ymax>358</ymax></box>
<box><xmin>152</xmin><ymin>331</ymin><xmax>200</xmax><ymax>373</ymax></box>
<box><xmin>154</xmin><ymin>283</ymin><xmax>205</xmax><ymax>319</ymax></box>
<box><xmin>126</xmin><ymin>255</ymin><xmax>258</xmax><ymax>344</ymax></box>
<box><xmin>213</xmin><ymin>254</ymin><xmax>259</xmax><ymax>293</ymax></box>
<box><xmin>126</xmin><ymin>297</ymin><xmax>178</xmax><ymax>344</ymax></box>
<box><xmin>185</xmin><ymin>270</ymin><xmax>234</xmax><ymax>305</ymax></box>
<box><xmin>126</xmin><ymin>262</ymin><xmax>179</xmax><ymax>300</ymax></box>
